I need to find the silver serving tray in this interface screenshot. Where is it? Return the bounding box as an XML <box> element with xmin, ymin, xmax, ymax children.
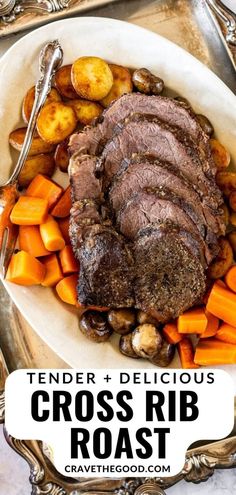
<box><xmin>0</xmin><ymin>0</ymin><xmax>236</xmax><ymax>493</ymax></box>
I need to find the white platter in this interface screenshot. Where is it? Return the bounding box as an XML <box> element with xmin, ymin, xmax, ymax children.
<box><xmin>1</xmin><ymin>17</ymin><xmax>236</xmax><ymax>371</ymax></box>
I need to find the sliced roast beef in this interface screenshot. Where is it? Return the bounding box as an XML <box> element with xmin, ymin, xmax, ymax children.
<box><xmin>70</xmin><ymin>199</ymin><xmax>101</xmax><ymax>252</ymax></box>
<box><xmin>77</xmin><ymin>224</ymin><xmax>134</xmax><ymax>307</ymax></box>
<box><xmin>69</xmin><ymin>93</ymin><xmax>213</xmax><ymax>172</ymax></box>
<box><xmin>133</xmin><ymin>223</ymin><xmax>206</xmax><ymax>322</ymax></box>
<box><xmin>98</xmin><ymin>118</ymin><xmax>222</xmax><ymax>211</ymax></box>
<box><xmin>69</xmin><ymin>154</ymin><xmax>103</xmax><ymax>203</ymax></box>
<box><xmin>117</xmin><ymin>190</ymin><xmax>207</xmax><ymax>265</ymax></box>
<box><xmin>109</xmin><ymin>155</ymin><xmax>223</xmax><ymax>241</ymax></box>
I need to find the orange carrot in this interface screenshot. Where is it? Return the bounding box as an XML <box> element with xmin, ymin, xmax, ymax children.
<box><xmin>58</xmin><ymin>217</ymin><xmax>70</xmax><ymax>244</ymax></box>
<box><xmin>178</xmin><ymin>338</ymin><xmax>199</xmax><ymax>369</ymax></box>
<box><xmin>59</xmin><ymin>245</ymin><xmax>79</xmax><ymax>275</ymax></box>
<box><xmin>225</xmin><ymin>265</ymin><xmax>236</xmax><ymax>293</ymax></box>
<box><xmin>56</xmin><ymin>274</ymin><xmax>78</xmax><ymax>305</ymax></box>
<box><xmin>200</xmin><ymin>310</ymin><xmax>219</xmax><ymax>339</ymax></box>
<box><xmin>6</xmin><ymin>250</ymin><xmax>45</xmax><ymax>285</ymax></box>
<box><xmin>216</xmin><ymin>279</ymin><xmax>227</xmax><ymax>289</ymax></box>
<box><xmin>26</xmin><ymin>174</ymin><xmax>63</xmax><ymax>209</ymax></box>
<box><xmin>177</xmin><ymin>307</ymin><xmax>207</xmax><ymax>334</ymax></box>
<box><xmin>86</xmin><ymin>306</ymin><xmax>110</xmax><ymax>312</ymax></box>
<box><xmin>51</xmin><ymin>186</ymin><xmax>71</xmax><ymax>218</ymax></box>
<box><xmin>19</xmin><ymin>225</ymin><xmax>50</xmax><ymax>257</ymax></box>
<box><xmin>41</xmin><ymin>254</ymin><xmax>63</xmax><ymax>287</ymax></box>
<box><xmin>163</xmin><ymin>322</ymin><xmax>183</xmax><ymax>344</ymax></box>
<box><xmin>216</xmin><ymin>323</ymin><xmax>236</xmax><ymax>345</ymax></box>
<box><xmin>0</xmin><ymin>184</ymin><xmax>18</xmax><ymax>249</ymax></box>
<box><xmin>10</xmin><ymin>196</ymin><xmax>48</xmax><ymax>225</ymax></box>
<box><xmin>206</xmin><ymin>282</ymin><xmax>236</xmax><ymax>327</ymax></box>
<box><xmin>40</xmin><ymin>215</ymin><xmax>65</xmax><ymax>251</ymax></box>
<box><xmin>194</xmin><ymin>338</ymin><xmax>236</xmax><ymax>365</ymax></box>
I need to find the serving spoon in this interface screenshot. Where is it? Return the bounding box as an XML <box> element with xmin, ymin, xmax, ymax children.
<box><xmin>0</xmin><ymin>39</ymin><xmax>63</xmax><ymax>278</ymax></box>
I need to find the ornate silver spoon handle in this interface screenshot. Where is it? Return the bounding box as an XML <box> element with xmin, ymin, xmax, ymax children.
<box><xmin>206</xmin><ymin>0</ymin><xmax>236</xmax><ymax>46</ymax></box>
<box><xmin>6</xmin><ymin>39</ymin><xmax>63</xmax><ymax>185</ymax></box>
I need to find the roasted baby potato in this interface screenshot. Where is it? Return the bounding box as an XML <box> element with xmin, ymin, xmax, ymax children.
<box><xmin>229</xmin><ymin>191</ymin><xmax>236</xmax><ymax>212</ymax></box>
<box><xmin>108</xmin><ymin>308</ymin><xmax>136</xmax><ymax>335</ymax></box>
<box><xmin>210</xmin><ymin>139</ymin><xmax>230</xmax><ymax>170</ymax></box>
<box><xmin>216</xmin><ymin>171</ymin><xmax>236</xmax><ymax>196</ymax></box>
<box><xmin>132</xmin><ymin>68</ymin><xmax>164</xmax><ymax>95</ymax></box>
<box><xmin>222</xmin><ymin>204</ymin><xmax>230</xmax><ymax>227</ymax></box>
<box><xmin>54</xmin><ymin>140</ymin><xmax>70</xmax><ymax>172</ymax></box>
<box><xmin>37</xmin><ymin>102</ymin><xmax>77</xmax><ymax>144</ymax></box>
<box><xmin>100</xmin><ymin>64</ymin><xmax>133</xmax><ymax>107</ymax></box>
<box><xmin>18</xmin><ymin>153</ymin><xmax>55</xmax><ymax>188</ymax></box>
<box><xmin>228</xmin><ymin>231</ymin><xmax>236</xmax><ymax>255</ymax></box>
<box><xmin>22</xmin><ymin>86</ymin><xmax>61</xmax><ymax>123</ymax></box>
<box><xmin>66</xmin><ymin>99</ymin><xmax>103</xmax><ymax>125</ymax></box>
<box><xmin>9</xmin><ymin>127</ymin><xmax>55</xmax><ymax>156</ymax></box>
<box><xmin>71</xmin><ymin>56</ymin><xmax>113</xmax><ymax>101</ymax></box>
<box><xmin>79</xmin><ymin>310</ymin><xmax>112</xmax><ymax>342</ymax></box>
<box><xmin>230</xmin><ymin>212</ymin><xmax>236</xmax><ymax>227</ymax></box>
<box><xmin>196</xmin><ymin>114</ymin><xmax>214</xmax><ymax>136</ymax></box>
<box><xmin>132</xmin><ymin>324</ymin><xmax>162</xmax><ymax>358</ymax></box>
<box><xmin>54</xmin><ymin>64</ymin><xmax>78</xmax><ymax>99</ymax></box>
<box><xmin>208</xmin><ymin>237</ymin><xmax>233</xmax><ymax>279</ymax></box>
<box><xmin>119</xmin><ymin>333</ymin><xmax>140</xmax><ymax>359</ymax></box>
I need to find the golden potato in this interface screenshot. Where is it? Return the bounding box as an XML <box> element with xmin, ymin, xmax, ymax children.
<box><xmin>210</xmin><ymin>139</ymin><xmax>230</xmax><ymax>170</ymax></box>
<box><xmin>54</xmin><ymin>64</ymin><xmax>78</xmax><ymax>99</ymax></box>
<box><xmin>100</xmin><ymin>64</ymin><xmax>133</xmax><ymax>108</ymax></box>
<box><xmin>71</xmin><ymin>56</ymin><xmax>113</xmax><ymax>101</ymax></box>
<box><xmin>228</xmin><ymin>231</ymin><xmax>236</xmax><ymax>255</ymax></box>
<box><xmin>54</xmin><ymin>140</ymin><xmax>69</xmax><ymax>172</ymax></box>
<box><xmin>229</xmin><ymin>191</ymin><xmax>236</xmax><ymax>212</ymax></box>
<box><xmin>222</xmin><ymin>203</ymin><xmax>230</xmax><ymax>227</ymax></box>
<box><xmin>37</xmin><ymin>102</ymin><xmax>77</xmax><ymax>144</ymax></box>
<box><xmin>208</xmin><ymin>238</ymin><xmax>233</xmax><ymax>279</ymax></box>
<box><xmin>18</xmin><ymin>154</ymin><xmax>55</xmax><ymax>188</ymax></box>
<box><xmin>230</xmin><ymin>212</ymin><xmax>236</xmax><ymax>227</ymax></box>
<box><xmin>216</xmin><ymin>171</ymin><xmax>236</xmax><ymax>197</ymax></box>
<box><xmin>66</xmin><ymin>99</ymin><xmax>103</xmax><ymax>125</ymax></box>
<box><xmin>9</xmin><ymin>127</ymin><xmax>55</xmax><ymax>156</ymax></box>
<box><xmin>22</xmin><ymin>86</ymin><xmax>61</xmax><ymax>123</ymax></box>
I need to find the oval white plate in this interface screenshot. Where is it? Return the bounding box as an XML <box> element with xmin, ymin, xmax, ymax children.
<box><xmin>1</xmin><ymin>17</ymin><xmax>236</xmax><ymax>372</ymax></box>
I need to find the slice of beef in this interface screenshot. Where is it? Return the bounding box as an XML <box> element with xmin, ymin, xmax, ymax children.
<box><xmin>77</xmin><ymin>224</ymin><xmax>135</xmax><ymax>307</ymax></box>
<box><xmin>133</xmin><ymin>223</ymin><xmax>206</xmax><ymax>322</ymax></box>
<box><xmin>109</xmin><ymin>155</ymin><xmax>223</xmax><ymax>242</ymax></box>
<box><xmin>98</xmin><ymin>118</ymin><xmax>222</xmax><ymax>212</ymax></box>
<box><xmin>69</xmin><ymin>154</ymin><xmax>103</xmax><ymax>203</ymax></box>
<box><xmin>117</xmin><ymin>190</ymin><xmax>207</xmax><ymax>265</ymax></box>
<box><xmin>70</xmin><ymin>199</ymin><xmax>101</xmax><ymax>253</ymax></box>
<box><xmin>69</xmin><ymin>93</ymin><xmax>212</xmax><ymax>170</ymax></box>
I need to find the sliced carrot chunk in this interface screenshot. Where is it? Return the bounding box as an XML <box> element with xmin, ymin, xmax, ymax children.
<box><xmin>206</xmin><ymin>282</ymin><xmax>236</xmax><ymax>327</ymax></box>
<box><xmin>51</xmin><ymin>186</ymin><xmax>71</xmax><ymax>218</ymax></box>
<box><xmin>177</xmin><ymin>307</ymin><xmax>207</xmax><ymax>334</ymax></box>
<box><xmin>59</xmin><ymin>245</ymin><xmax>79</xmax><ymax>275</ymax></box>
<box><xmin>194</xmin><ymin>339</ymin><xmax>236</xmax><ymax>365</ymax></box>
<box><xmin>19</xmin><ymin>225</ymin><xmax>50</xmax><ymax>257</ymax></box>
<box><xmin>40</xmin><ymin>215</ymin><xmax>65</xmax><ymax>251</ymax></box>
<box><xmin>58</xmin><ymin>217</ymin><xmax>70</xmax><ymax>244</ymax></box>
<box><xmin>56</xmin><ymin>274</ymin><xmax>78</xmax><ymax>305</ymax></box>
<box><xmin>41</xmin><ymin>254</ymin><xmax>63</xmax><ymax>287</ymax></box>
<box><xmin>26</xmin><ymin>174</ymin><xmax>63</xmax><ymax>209</ymax></box>
<box><xmin>10</xmin><ymin>196</ymin><xmax>48</xmax><ymax>225</ymax></box>
<box><xmin>216</xmin><ymin>323</ymin><xmax>236</xmax><ymax>345</ymax></box>
<box><xmin>225</xmin><ymin>265</ymin><xmax>236</xmax><ymax>293</ymax></box>
<box><xmin>6</xmin><ymin>250</ymin><xmax>45</xmax><ymax>285</ymax></box>
<box><xmin>200</xmin><ymin>310</ymin><xmax>219</xmax><ymax>339</ymax></box>
<box><xmin>162</xmin><ymin>322</ymin><xmax>183</xmax><ymax>344</ymax></box>
<box><xmin>178</xmin><ymin>338</ymin><xmax>199</xmax><ymax>369</ymax></box>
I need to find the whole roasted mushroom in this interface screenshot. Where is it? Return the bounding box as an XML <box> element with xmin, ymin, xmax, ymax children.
<box><xmin>132</xmin><ymin>68</ymin><xmax>164</xmax><ymax>95</ymax></box>
<box><xmin>150</xmin><ymin>341</ymin><xmax>176</xmax><ymax>367</ymax></box>
<box><xmin>119</xmin><ymin>333</ymin><xmax>140</xmax><ymax>359</ymax></box>
<box><xmin>79</xmin><ymin>310</ymin><xmax>112</xmax><ymax>342</ymax></box>
<box><xmin>196</xmin><ymin>114</ymin><xmax>214</xmax><ymax>137</ymax></box>
<box><xmin>108</xmin><ymin>308</ymin><xmax>136</xmax><ymax>335</ymax></box>
<box><xmin>137</xmin><ymin>310</ymin><xmax>159</xmax><ymax>326</ymax></box>
<box><xmin>132</xmin><ymin>324</ymin><xmax>162</xmax><ymax>358</ymax></box>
